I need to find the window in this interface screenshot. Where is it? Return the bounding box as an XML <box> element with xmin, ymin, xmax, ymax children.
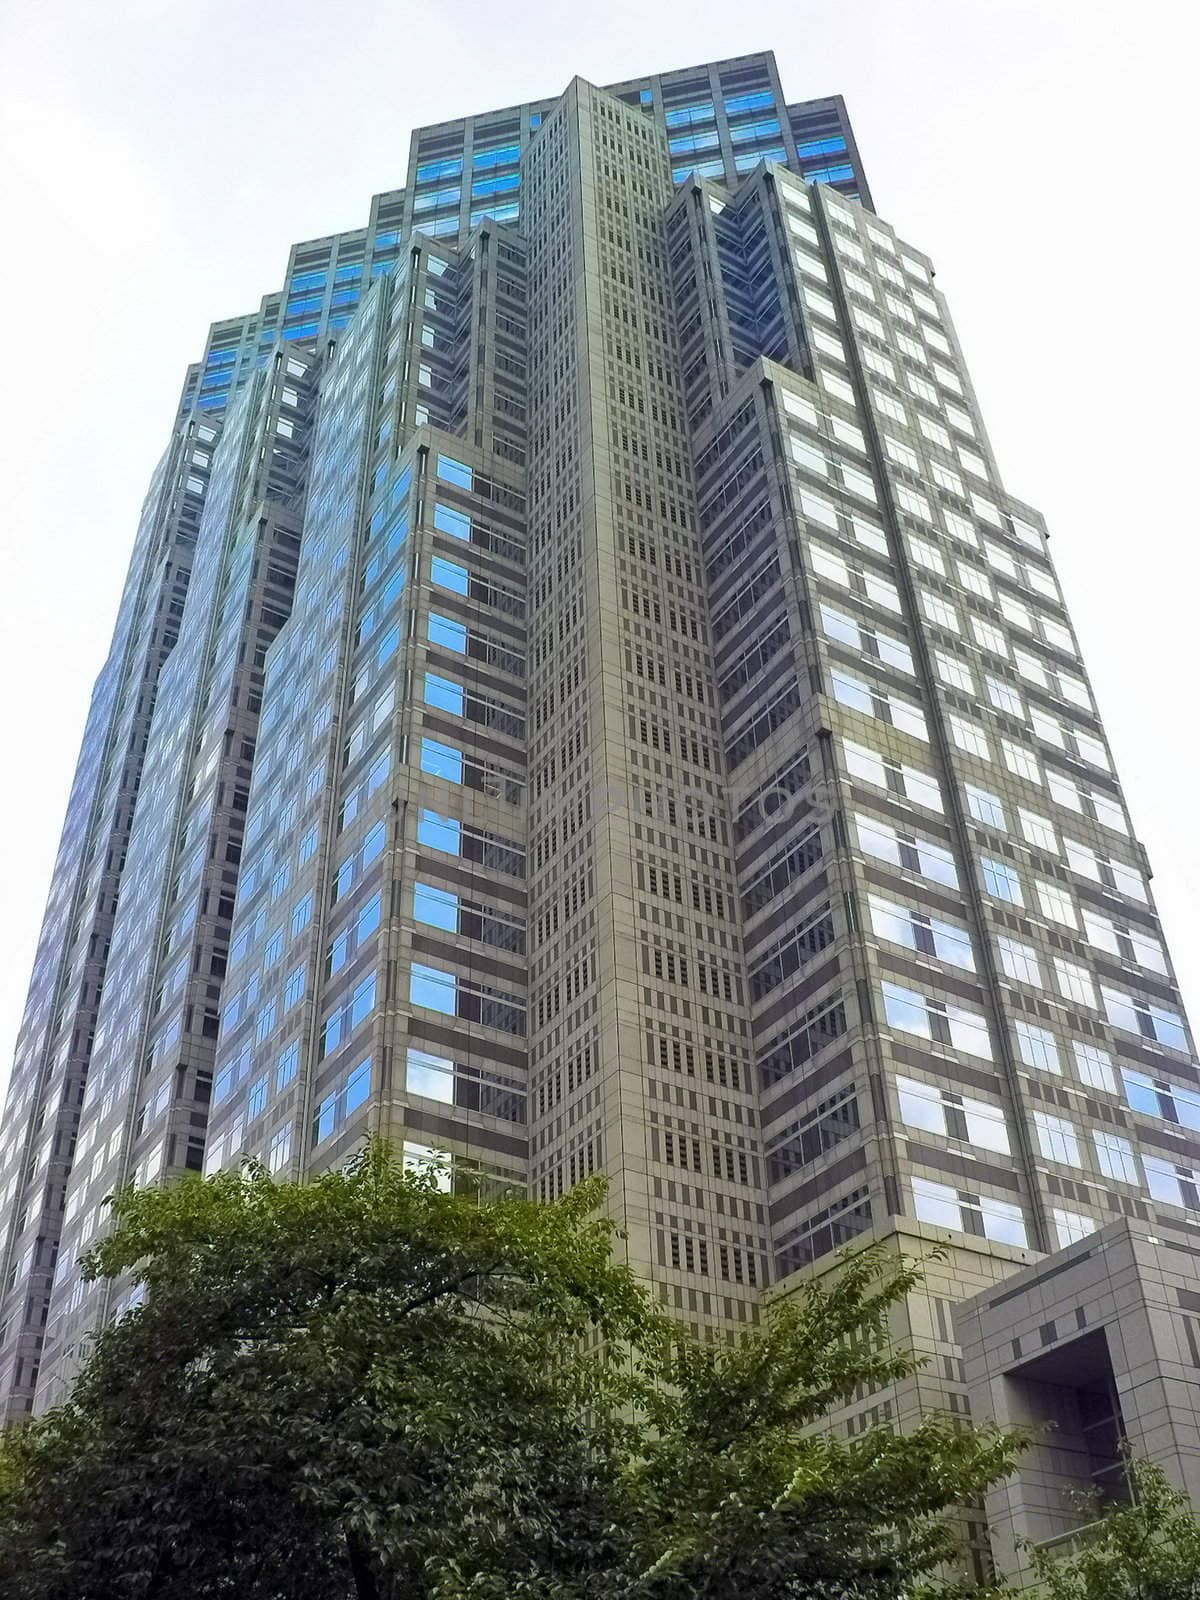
<box><xmin>1054</xmin><ymin>1209</ymin><xmax>1097</xmax><ymax>1247</ymax></box>
<box><xmin>934</xmin><ymin>651</ymin><xmax>974</xmax><ymax>693</ymax></box>
<box><xmin>1055</xmin><ymin>958</ymin><xmax>1097</xmax><ymax>1009</ymax></box>
<box><xmin>998</xmin><ymin>936</ymin><xmax>1041</xmax><ymax>988</ymax></box>
<box><xmin>966</xmin><ymin>785</ymin><xmax>1005</xmax><ymax>829</ymax></box>
<box><xmin>419</xmin><ymin>737</ymin><xmax>463</xmax><ymax>784</ymax></box>
<box><xmin>1082</xmin><ymin>912</ymin><xmax>1168</xmax><ymax>976</ymax></box>
<box><xmin>909</xmin><ymin>536</ymin><xmax>945</xmax><ymax>576</ymax></box>
<box><xmin>868</xmin><ymin>895</ymin><xmax>974</xmax><ymax>970</ymax></box>
<box><xmin>428</xmin><ymin>613</ymin><xmax>468</xmax><ymax>653</ymax></box>
<box><xmin>430</xmin><ymin>556</ymin><xmax>469</xmax><ymax>595</ymax></box>
<box><xmin>896</xmin><ymin>1077</ymin><xmax>1008</xmax><ymax>1152</ymax></box>
<box><xmin>410</xmin><ymin>962</ymin><xmax>456</xmax><ymax>1014</ymax></box>
<box><xmin>1065</xmin><ymin>838</ymin><xmax>1147</xmax><ymax>903</ymax></box>
<box><xmin>1102</xmin><ymin>989</ymin><xmax>1189</xmax><ymax>1052</ymax></box>
<box><xmin>1121</xmin><ymin>1070</ymin><xmax>1200</xmax><ymax>1131</ymax></box>
<box><xmin>437</xmin><ymin>454</ymin><xmax>472</xmax><ymax>489</ymax></box>
<box><xmin>268</xmin><ymin>1122</ymin><xmax>293</xmax><ymax>1174</ymax></box>
<box><xmin>423</xmin><ymin>672</ymin><xmax>464</xmax><ymax>715</ymax></box>
<box><xmin>276</xmin><ymin>1041</ymin><xmax>300</xmax><ymax>1090</ymax></box>
<box><xmin>1073</xmin><ymin>1040</ymin><xmax>1116</xmax><ymax>1093</ymax></box>
<box><xmin>1036</xmin><ymin>880</ymin><xmax>1077</xmax><ymax>929</ymax></box>
<box><xmin>921</xmin><ymin>592</ymin><xmax>960</xmax><ymax>633</ymax></box>
<box><xmin>854</xmin><ymin>813</ymin><xmax>957</xmax><ymax>887</ymax></box>
<box><xmin>1003</xmin><ymin>741</ymin><xmax>1042</xmax><ymax>785</ymax></box>
<box><xmin>986</xmin><ymin>676</ymin><xmax>1023</xmax><ymax>717</ymax></box>
<box><xmin>911</xmin><ymin>1177</ymin><xmax>1027</xmax><ymax>1246</ymax></box>
<box><xmin>1019</xmin><ymin>809</ymin><xmax>1057</xmax><ymax>852</ymax></box>
<box><xmin>843</xmin><ymin>738</ymin><xmax>942</xmax><ymax>811</ymax></box>
<box><xmin>982</xmin><ymin>858</ymin><xmax>1022</xmax><ymax>905</ymax></box>
<box><xmin>882</xmin><ymin>981</ymin><xmax>992</xmax><ymax>1058</ymax></box>
<box><xmin>971</xmin><ymin>616</ymin><xmax>1008</xmax><ymax>658</ymax></box>
<box><xmin>313</xmin><ymin>1058</ymin><xmax>372</xmax><ymax>1145</ymax></box>
<box><xmin>1093</xmin><ymin>1130</ymin><xmax>1139</xmax><ymax>1185</ymax></box>
<box><xmin>413</xmin><ymin>881</ymin><xmax>458</xmax><ymax>932</ymax></box>
<box><xmin>1034</xmin><ymin>1112</ymin><xmax>1081</xmax><ymax>1166</ymax></box>
<box><xmin>1143</xmin><ymin>1157</ymin><xmax>1200</xmax><ymax>1211</ymax></box>
<box><xmin>1015</xmin><ymin>1020</ymin><xmax>1059</xmax><ymax>1073</ymax></box>
<box><xmin>406</xmin><ymin>1046</ymin><xmax>455</xmax><ymax>1104</ymax></box>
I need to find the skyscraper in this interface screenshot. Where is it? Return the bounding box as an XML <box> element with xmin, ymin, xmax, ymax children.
<box><xmin>2</xmin><ymin>53</ymin><xmax>1197</xmax><ymax>1521</ymax></box>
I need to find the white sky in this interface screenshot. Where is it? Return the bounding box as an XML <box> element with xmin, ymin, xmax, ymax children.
<box><xmin>0</xmin><ymin>0</ymin><xmax>1197</xmax><ymax>1104</ymax></box>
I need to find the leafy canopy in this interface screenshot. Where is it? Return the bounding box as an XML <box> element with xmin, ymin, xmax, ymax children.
<box><xmin>1024</xmin><ymin>1455</ymin><xmax>1200</xmax><ymax>1600</ymax></box>
<box><xmin>0</xmin><ymin>1139</ymin><xmax>1025</xmax><ymax>1600</ymax></box>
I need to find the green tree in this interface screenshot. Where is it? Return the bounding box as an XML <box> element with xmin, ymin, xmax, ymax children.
<box><xmin>1024</xmin><ymin>1455</ymin><xmax>1200</xmax><ymax>1600</ymax></box>
<box><xmin>0</xmin><ymin>1140</ymin><xmax>1023</xmax><ymax>1599</ymax></box>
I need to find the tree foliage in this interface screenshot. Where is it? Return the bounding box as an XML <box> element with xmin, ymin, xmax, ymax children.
<box><xmin>0</xmin><ymin>1140</ymin><xmax>1024</xmax><ymax>1599</ymax></box>
<box><xmin>1024</xmin><ymin>1455</ymin><xmax>1200</xmax><ymax>1600</ymax></box>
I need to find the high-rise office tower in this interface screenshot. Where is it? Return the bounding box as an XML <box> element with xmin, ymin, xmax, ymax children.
<box><xmin>3</xmin><ymin>56</ymin><xmax>1197</xmax><ymax>1518</ymax></box>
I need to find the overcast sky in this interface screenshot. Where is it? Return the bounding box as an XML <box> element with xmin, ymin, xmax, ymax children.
<box><xmin>0</xmin><ymin>0</ymin><xmax>1197</xmax><ymax>1103</ymax></box>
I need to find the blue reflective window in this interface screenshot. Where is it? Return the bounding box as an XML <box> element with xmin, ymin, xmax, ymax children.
<box><xmin>471</xmin><ymin>202</ymin><xmax>519</xmax><ymax>225</ymax></box>
<box><xmin>424</xmin><ymin>673</ymin><xmax>464</xmax><ymax>715</ymax></box>
<box><xmin>334</xmin><ymin>262</ymin><xmax>362</xmax><ymax>281</ymax></box>
<box><xmin>357</xmin><ymin>893</ymin><xmax>382</xmax><ymax>941</ymax></box>
<box><xmin>248</xmin><ymin>1075</ymin><xmax>268</xmax><ymax>1119</ymax></box>
<box><xmin>470</xmin><ymin>171</ymin><xmax>520</xmax><ymax>199</ymax></box>
<box><xmin>473</xmin><ymin>142</ymin><xmax>520</xmax><ymax>168</ymax></box>
<box><xmin>200</xmin><ymin>372</ymin><xmax>231</xmax><ymax>392</ymax></box>
<box><xmin>437</xmin><ymin>454</ymin><xmax>473</xmax><ymax>490</ymax></box>
<box><xmin>418</xmin><ymin>810</ymin><xmax>461</xmax><ymax>855</ymax></box>
<box><xmin>288</xmin><ymin>270</ymin><xmax>326</xmax><ymax>292</ymax></box>
<box><xmin>428</xmin><ymin>613</ymin><xmax>468</xmax><ymax>653</ymax></box>
<box><xmin>664</xmin><ymin>102</ymin><xmax>714</xmax><ymax>128</ymax></box>
<box><xmin>205</xmin><ymin>348</ymin><xmax>237</xmax><ymax>368</ymax></box>
<box><xmin>291</xmin><ymin>893</ymin><xmax>313</xmax><ymax>937</ymax></box>
<box><xmin>377</xmin><ymin>623</ymin><xmax>401</xmax><ymax>665</ymax></box>
<box><xmin>529</xmin><ymin>112</ymin><xmax>542</xmax><ymax>129</ymax></box>
<box><xmin>669</xmin><ymin>130</ymin><xmax>720</xmax><ymax>155</ymax></box>
<box><xmin>420</xmin><ymin>738</ymin><xmax>463</xmax><ymax>784</ymax></box>
<box><xmin>729</xmin><ymin>116</ymin><xmax>781</xmax><ymax>143</ymax></box>
<box><xmin>805</xmin><ymin>163</ymin><xmax>855</xmax><ymax>184</ymax></box>
<box><xmin>421</xmin><ymin>214</ymin><xmax>460</xmax><ymax>237</ymax></box>
<box><xmin>639</xmin><ymin>88</ymin><xmax>653</xmax><ymax>106</ymax></box>
<box><xmin>373</xmin><ymin>230</ymin><xmax>399</xmax><ymax>248</ymax></box>
<box><xmin>345</xmin><ymin>1058</ymin><xmax>371</xmax><ymax>1113</ymax></box>
<box><xmin>286</xmin><ymin>294</ymin><xmax>323</xmax><ymax>315</ymax></box>
<box><xmin>797</xmin><ymin>135</ymin><xmax>847</xmax><ymax>158</ymax></box>
<box><xmin>413</xmin><ymin>882</ymin><xmax>459</xmax><ymax>932</ymax></box>
<box><xmin>434</xmin><ymin>502</ymin><xmax>471</xmax><ymax>541</ymax></box>
<box><xmin>330</xmin><ymin>288</ymin><xmax>359</xmax><ymax>308</ymax></box>
<box><xmin>724</xmin><ymin>90</ymin><xmax>774</xmax><ymax>115</ymax></box>
<box><xmin>982</xmin><ymin>858</ymin><xmax>1023</xmax><ymax>905</ymax></box>
<box><xmin>413</xmin><ymin>186</ymin><xmax>461</xmax><ymax>213</ymax></box>
<box><xmin>350</xmin><ymin>974</ymin><xmax>376</xmax><ymax>1028</ymax></box>
<box><xmin>196</xmin><ymin>395</ymin><xmax>226</xmax><ymax>411</ymax></box>
<box><xmin>1122</xmin><ymin>1070</ymin><xmax>1161</xmax><ymax>1118</ymax></box>
<box><xmin>283</xmin><ymin>320</ymin><xmax>319</xmax><ymax>338</ymax></box>
<box><xmin>431</xmin><ymin>555</ymin><xmax>469</xmax><ymax>595</ymax></box>
<box><xmin>417</xmin><ymin>156</ymin><xmax>463</xmax><ymax>182</ymax></box>
<box><xmin>733</xmin><ymin>146</ymin><xmax>786</xmax><ymax>172</ymax></box>
<box><xmin>314</xmin><ymin>1092</ymin><xmax>337</xmax><ymax>1142</ymax></box>
<box><xmin>410</xmin><ymin>963</ymin><xmax>456</xmax><ymax>1014</ymax></box>
<box><xmin>363</xmin><ymin>822</ymin><xmax>386</xmax><ymax>865</ymax></box>
<box><xmin>673</xmin><ymin>158</ymin><xmax>724</xmax><ymax>182</ymax></box>
<box><xmin>276</xmin><ymin>1041</ymin><xmax>300</xmax><ymax>1089</ymax></box>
